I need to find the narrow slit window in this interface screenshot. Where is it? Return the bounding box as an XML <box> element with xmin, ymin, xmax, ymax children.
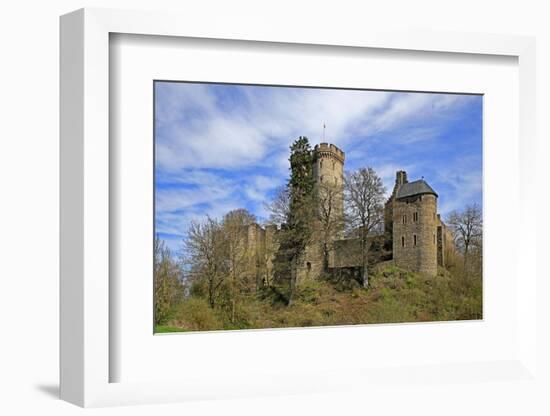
<box><xmin>401</xmin><ymin>236</ymin><xmax>405</xmax><ymax>247</ymax></box>
<box><xmin>414</xmin><ymin>235</ymin><xmax>417</xmax><ymax>246</ymax></box>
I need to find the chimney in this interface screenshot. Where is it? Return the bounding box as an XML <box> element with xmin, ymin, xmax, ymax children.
<box><xmin>396</xmin><ymin>170</ymin><xmax>408</xmax><ymax>186</ymax></box>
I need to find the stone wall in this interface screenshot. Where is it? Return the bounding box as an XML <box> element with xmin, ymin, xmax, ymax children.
<box><xmin>332</xmin><ymin>238</ymin><xmax>362</xmax><ymax>268</ymax></box>
<box><xmin>245</xmin><ymin>223</ymin><xmax>266</xmax><ymax>289</ymax></box>
<box><xmin>436</xmin><ymin>215</ymin><xmax>456</xmax><ymax>268</ymax></box>
<box><xmin>264</xmin><ymin>224</ymin><xmax>279</xmax><ymax>285</ymax></box>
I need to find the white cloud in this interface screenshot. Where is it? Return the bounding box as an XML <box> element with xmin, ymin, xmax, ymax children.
<box><xmin>435</xmin><ymin>159</ymin><xmax>483</xmax><ymax>217</ymax></box>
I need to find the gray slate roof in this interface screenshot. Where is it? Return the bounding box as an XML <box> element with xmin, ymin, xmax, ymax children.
<box><xmin>396</xmin><ymin>179</ymin><xmax>438</xmax><ymax>199</ymax></box>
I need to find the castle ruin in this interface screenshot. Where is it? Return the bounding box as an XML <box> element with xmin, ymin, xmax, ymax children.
<box><xmin>243</xmin><ymin>142</ymin><xmax>454</xmax><ymax>286</ymax></box>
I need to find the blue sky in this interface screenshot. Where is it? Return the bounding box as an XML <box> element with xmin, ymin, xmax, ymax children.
<box><xmin>155</xmin><ymin>82</ymin><xmax>482</xmax><ymax>254</ymax></box>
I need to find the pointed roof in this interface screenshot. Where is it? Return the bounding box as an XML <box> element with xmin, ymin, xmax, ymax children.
<box><xmin>396</xmin><ymin>179</ymin><xmax>438</xmax><ymax>199</ymax></box>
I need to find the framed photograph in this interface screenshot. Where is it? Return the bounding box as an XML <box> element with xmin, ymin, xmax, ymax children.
<box><xmin>152</xmin><ymin>80</ymin><xmax>483</xmax><ymax>334</ymax></box>
<box><xmin>60</xmin><ymin>8</ymin><xmax>538</xmax><ymax>408</ymax></box>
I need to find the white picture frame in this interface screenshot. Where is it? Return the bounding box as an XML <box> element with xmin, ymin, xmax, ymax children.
<box><xmin>60</xmin><ymin>8</ymin><xmax>538</xmax><ymax>408</ymax></box>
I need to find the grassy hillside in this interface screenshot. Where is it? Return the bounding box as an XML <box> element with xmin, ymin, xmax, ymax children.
<box><xmin>155</xmin><ymin>264</ymin><xmax>482</xmax><ymax>333</ymax></box>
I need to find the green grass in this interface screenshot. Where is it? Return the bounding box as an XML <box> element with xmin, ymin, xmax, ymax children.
<box><xmin>157</xmin><ymin>264</ymin><xmax>482</xmax><ymax>332</ymax></box>
<box><xmin>154</xmin><ymin>325</ymin><xmax>188</xmax><ymax>333</ymax></box>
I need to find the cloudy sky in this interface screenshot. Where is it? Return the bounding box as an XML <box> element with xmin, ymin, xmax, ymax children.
<box><xmin>155</xmin><ymin>81</ymin><xmax>483</xmax><ymax>254</ymax></box>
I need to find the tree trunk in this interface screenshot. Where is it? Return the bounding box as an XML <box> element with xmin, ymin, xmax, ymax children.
<box><xmin>208</xmin><ymin>285</ymin><xmax>215</xmax><ymax>309</ymax></box>
<box><xmin>288</xmin><ymin>256</ymin><xmax>297</xmax><ymax>306</ymax></box>
<box><xmin>323</xmin><ymin>242</ymin><xmax>329</xmax><ymax>274</ymax></box>
<box><xmin>361</xmin><ymin>229</ymin><xmax>369</xmax><ymax>288</ymax></box>
<box><xmin>463</xmin><ymin>243</ymin><xmax>469</xmax><ymax>271</ymax></box>
<box><xmin>362</xmin><ymin>253</ymin><xmax>369</xmax><ymax>288</ymax></box>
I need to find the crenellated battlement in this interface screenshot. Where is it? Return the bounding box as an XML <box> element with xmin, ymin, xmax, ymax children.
<box><xmin>313</xmin><ymin>142</ymin><xmax>345</xmax><ymax>163</ymax></box>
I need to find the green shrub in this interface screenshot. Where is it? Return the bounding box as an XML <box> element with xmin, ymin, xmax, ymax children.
<box><xmin>170</xmin><ymin>298</ymin><xmax>222</xmax><ymax>331</ymax></box>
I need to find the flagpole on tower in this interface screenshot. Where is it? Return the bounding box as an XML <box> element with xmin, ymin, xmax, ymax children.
<box><xmin>323</xmin><ymin>123</ymin><xmax>326</xmax><ymax>141</ymax></box>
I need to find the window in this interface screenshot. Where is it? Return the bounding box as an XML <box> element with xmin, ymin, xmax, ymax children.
<box><xmin>306</xmin><ymin>262</ymin><xmax>312</xmax><ymax>271</ymax></box>
<box><xmin>320</xmin><ymin>160</ymin><xmax>323</xmax><ymax>169</ymax></box>
<box><xmin>413</xmin><ymin>212</ymin><xmax>418</xmax><ymax>222</ymax></box>
<box><xmin>401</xmin><ymin>236</ymin><xmax>405</xmax><ymax>247</ymax></box>
<box><xmin>413</xmin><ymin>235</ymin><xmax>417</xmax><ymax>246</ymax></box>
<box><xmin>320</xmin><ymin>175</ymin><xmax>323</xmax><ymax>183</ymax></box>
<box><xmin>332</xmin><ymin>161</ymin><xmax>336</xmax><ymax>170</ymax></box>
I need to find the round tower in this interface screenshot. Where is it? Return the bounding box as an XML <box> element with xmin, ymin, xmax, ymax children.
<box><xmin>391</xmin><ymin>176</ymin><xmax>438</xmax><ymax>276</ymax></box>
<box><xmin>312</xmin><ymin>143</ymin><xmax>345</xmax><ymax>237</ymax></box>
<box><xmin>312</xmin><ymin>143</ymin><xmax>345</xmax><ymax>187</ymax></box>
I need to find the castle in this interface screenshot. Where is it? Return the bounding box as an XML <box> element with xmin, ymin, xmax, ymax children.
<box><xmin>242</xmin><ymin>142</ymin><xmax>454</xmax><ymax>286</ymax></box>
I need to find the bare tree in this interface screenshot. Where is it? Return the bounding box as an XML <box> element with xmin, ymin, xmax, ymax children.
<box><xmin>317</xmin><ymin>182</ymin><xmax>344</xmax><ymax>273</ymax></box>
<box><xmin>344</xmin><ymin>167</ymin><xmax>386</xmax><ymax>288</ymax></box>
<box><xmin>447</xmin><ymin>203</ymin><xmax>483</xmax><ymax>270</ymax></box>
<box><xmin>222</xmin><ymin>209</ymin><xmax>256</xmax><ymax>322</ymax></box>
<box><xmin>154</xmin><ymin>238</ymin><xmax>184</xmax><ymax>325</ymax></box>
<box><xmin>184</xmin><ymin>217</ymin><xmax>227</xmax><ymax>308</ymax></box>
<box><xmin>265</xmin><ymin>185</ymin><xmax>290</xmax><ymax>226</ymax></box>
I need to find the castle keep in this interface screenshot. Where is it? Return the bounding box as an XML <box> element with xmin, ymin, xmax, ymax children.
<box><xmin>244</xmin><ymin>142</ymin><xmax>454</xmax><ymax>285</ymax></box>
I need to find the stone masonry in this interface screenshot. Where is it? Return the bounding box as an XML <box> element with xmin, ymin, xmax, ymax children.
<box><xmin>243</xmin><ymin>143</ymin><xmax>453</xmax><ymax>283</ymax></box>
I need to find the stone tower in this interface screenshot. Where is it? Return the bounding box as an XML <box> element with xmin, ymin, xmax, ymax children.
<box><xmin>389</xmin><ymin>171</ymin><xmax>438</xmax><ymax>276</ymax></box>
<box><xmin>312</xmin><ymin>143</ymin><xmax>345</xmax><ymax>239</ymax></box>
<box><xmin>296</xmin><ymin>143</ymin><xmax>345</xmax><ymax>281</ymax></box>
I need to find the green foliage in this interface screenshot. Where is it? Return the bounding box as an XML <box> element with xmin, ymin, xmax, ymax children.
<box><xmin>273</xmin><ymin>136</ymin><xmax>317</xmax><ymax>305</ymax></box>
<box><xmin>170</xmin><ymin>297</ymin><xmax>222</xmax><ymax>331</ymax></box>
<box><xmin>283</xmin><ymin>136</ymin><xmax>316</xmax><ymax>254</ymax></box>
<box><xmin>155</xmin><ymin>325</ymin><xmax>189</xmax><ymax>333</ymax></box>
<box><xmin>162</xmin><ymin>263</ymin><xmax>482</xmax><ymax>332</ymax></box>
